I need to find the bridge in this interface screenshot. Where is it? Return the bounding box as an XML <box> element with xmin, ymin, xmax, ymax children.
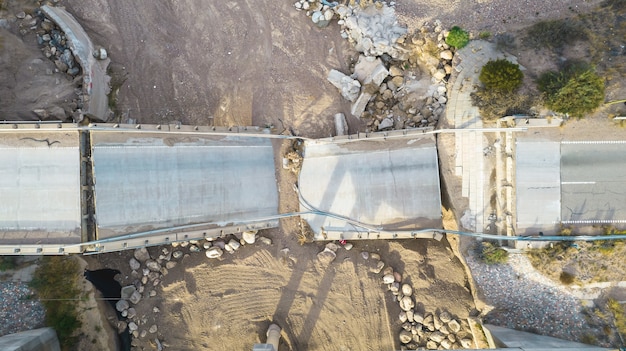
<box><xmin>0</xmin><ymin>122</ymin><xmax>442</xmax><ymax>255</ymax></box>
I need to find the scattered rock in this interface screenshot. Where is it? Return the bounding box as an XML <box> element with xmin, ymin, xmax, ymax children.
<box><xmin>413</xmin><ymin>312</ymin><xmax>424</xmax><ymax>324</ymax></box>
<box><xmin>439</xmin><ymin>311</ymin><xmax>451</xmax><ymax>323</ymax></box>
<box><xmin>325</xmin><ymin>242</ymin><xmax>339</xmax><ymax>252</ymax></box>
<box><xmin>361</xmin><ymin>251</ymin><xmax>369</xmax><ymax>260</ymax></box>
<box><xmin>426</xmin><ymin>340</ymin><xmax>437</xmax><ymax>349</ymax></box>
<box><xmin>399</xmin><ymin>311</ymin><xmax>407</xmax><ymax>323</ymax></box>
<box><xmin>16</xmin><ymin>11</ymin><xmax>26</xmax><ymax>19</ymax></box>
<box><xmin>382</xmin><ymin>274</ymin><xmax>395</xmax><ymax>284</ymax></box>
<box><xmin>370</xmin><ymin>253</ymin><xmax>381</xmax><ymax>261</ymax></box>
<box><xmin>378</xmin><ymin>117</ymin><xmax>394</xmax><ymax>130</ymax></box>
<box><xmin>430</xmin><ymin>331</ymin><xmax>445</xmax><ymax>343</ymax></box>
<box><xmin>433</xmin><ymin>314</ymin><xmax>443</xmax><ymax>330</ymax></box>
<box><xmin>149</xmin><ymin>325</ymin><xmax>158</xmax><ymax>334</ymax></box>
<box><xmin>327</xmin><ymin>69</ymin><xmax>361</xmax><ymax>102</ymax></box>
<box><xmin>128</xmin><ymin>322</ymin><xmax>138</xmax><ymax>332</ymax></box>
<box><xmin>440</xmin><ymin>50</ymin><xmax>453</xmax><ymax>61</ymax></box>
<box><xmin>406</xmin><ymin>309</ymin><xmax>414</xmax><ymax>323</ymax></box>
<box><xmin>140</xmin><ymin>330</ymin><xmax>147</xmax><ymax>338</ymax></box>
<box><xmin>149</xmin><ymin>290</ymin><xmax>157</xmax><ymax>297</ymax></box>
<box><xmin>127</xmin><ymin>308</ymin><xmax>136</xmax><ymax>319</ymax></box>
<box><xmin>172</xmin><ymin>250</ymin><xmax>183</xmax><ymax>259</ymax></box>
<box><xmin>203</xmin><ymin>241</ymin><xmax>212</xmax><ymax>249</ymax></box>
<box><xmin>146</xmin><ymin>260</ymin><xmax>160</xmax><ymax>272</ymax></box>
<box><xmin>165</xmin><ymin>261</ymin><xmax>177</xmax><ymax>270</ymax></box>
<box><xmin>258</xmin><ymin>236</ymin><xmax>272</xmax><ymax>245</ymax></box>
<box><xmin>344</xmin><ymin>243</ymin><xmax>353</xmax><ymax>250</ymax></box>
<box><xmin>460</xmin><ymin>338</ymin><xmax>473</xmax><ymax>348</ymax></box>
<box><xmin>440</xmin><ymin>339</ymin><xmax>452</xmax><ymax>349</ymax></box>
<box><xmin>134</xmin><ymin>248</ymin><xmax>150</xmax><ymax>262</ymax></box>
<box><xmin>189</xmin><ymin>245</ymin><xmax>200</xmax><ymax>252</ymax></box>
<box><xmin>389</xmin><ymin>65</ymin><xmax>403</xmax><ymax>77</ymax></box>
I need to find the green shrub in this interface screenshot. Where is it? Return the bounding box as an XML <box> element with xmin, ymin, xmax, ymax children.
<box><xmin>523</xmin><ymin>19</ymin><xmax>587</xmax><ymax>50</ymax></box>
<box><xmin>479</xmin><ymin>31</ymin><xmax>491</xmax><ymax>40</ymax></box>
<box><xmin>446</xmin><ymin>26</ymin><xmax>470</xmax><ymax>49</ymax></box>
<box><xmin>480</xmin><ymin>242</ymin><xmax>509</xmax><ymax>264</ymax></box>
<box><xmin>479</xmin><ymin>59</ymin><xmax>524</xmax><ymax>92</ymax></box>
<box><xmin>30</xmin><ymin>257</ymin><xmax>82</xmax><ymax>350</ymax></box>
<box><xmin>538</xmin><ymin>62</ymin><xmax>605</xmax><ymax>117</ymax></box>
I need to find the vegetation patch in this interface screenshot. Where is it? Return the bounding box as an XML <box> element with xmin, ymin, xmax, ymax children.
<box><xmin>523</xmin><ymin>19</ymin><xmax>588</xmax><ymax>51</ymax></box>
<box><xmin>479</xmin><ymin>59</ymin><xmax>524</xmax><ymax>92</ymax></box>
<box><xmin>445</xmin><ymin>26</ymin><xmax>470</xmax><ymax>49</ymax></box>
<box><xmin>30</xmin><ymin>256</ymin><xmax>82</xmax><ymax>351</ymax></box>
<box><xmin>538</xmin><ymin>61</ymin><xmax>605</xmax><ymax>118</ymax></box>
<box><xmin>471</xmin><ymin>89</ymin><xmax>535</xmax><ymax>121</ymax></box>
<box><xmin>479</xmin><ymin>242</ymin><xmax>509</xmax><ymax>265</ymax></box>
<box><xmin>0</xmin><ymin>256</ymin><xmax>17</xmax><ymax>271</ymax></box>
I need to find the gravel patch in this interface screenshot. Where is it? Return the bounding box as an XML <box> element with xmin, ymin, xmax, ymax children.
<box><xmin>466</xmin><ymin>251</ymin><xmax>589</xmax><ymax>342</ymax></box>
<box><xmin>0</xmin><ymin>282</ymin><xmax>46</xmax><ymax>337</ymax></box>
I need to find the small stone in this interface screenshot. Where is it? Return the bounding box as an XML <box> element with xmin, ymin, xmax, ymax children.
<box><xmin>172</xmin><ymin>251</ymin><xmax>183</xmax><ymax>259</ymax></box>
<box><xmin>448</xmin><ymin>319</ymin><xmax>461</xmax><ymax>333</ymax></box>
<box><xmin>149</xmin><ymin>290</ymin><xmax>157</xmax><ymax>297</ymax></box>
<box><xmin>16</xmin><ymin>11</ymin><xmax>26</xmax><ymax>19</ymax></box>
<box><xmin>382</xmin><ymin>274</ymin><xmax>395</xmax><ymax>284</ymax></box>
<box><xmin>344</xmin><ymin>243</ymin><xmax>353</xmax><ymax>250</ymax></box>
<box><xmin>438</xmin><ymin>96</ymin><xmax>447</xmax><ymax>104</ymax></box>
<box><xmin>389</xmin><ymin>282</ymin><xmax>400</xmax><ymax>294</ymax></box>
<box><xmin>128</xmin><ymin>322</ymin><xmax>138</xmax><ymax>332</ymax></box>
<box><xmin>389</xmin><ymin>66</ymin><xmax>403</xmax><ymax>77</ymax></box>
<box><xmin>171</xmin><ymin>241</ymin><xmax>179</xmax><ymax>248</ymax></box>
<box><xmin>325</xmin><ymin>242</ymin><xmax>339</xmax><ymax>252</ymax></box>
<box><xmin>179</xmin><ymin>241</ymin><xmax>189</xmax><ymax>248</ymax></box>
<box><xmin>165</xmin><ymin>261</ymin><xmax>177</xmax><ymax>269</ymax></box>
<box><xmin>440</xmin><ymin>339</ymin><xmax>452</xmax><ymax>349</ymax></box>
<box><xmin>203</xmin><ymin>241</ymin><xmax>212</xmax><ymax>249</ymax></box>
<box><xmin>205</xmin><ymin>247</ymin><xmax>223</xmax><ymax>259</ymax></box>
<box><xmin>149</xmin><ymin>325</ymin><xmax>158</xmax><ymax>334</ymax></box>
<box><xmin>413</xmin><ymin>334</ymin><xmax>420</xmax><ymax>343</ymax></box>
<box><xmin>141</xmin><ymin>276</ymin><xmax>148</xmax><ymax>285</ymax></box>
<box><xmin>433</xmin><ymin>69</ymin><xmax>446</xmax><ymax>81</ymax></box>
<box><xmin>129</xmin><ymin>258</ymin><xmax>141</xmax><ymax>271</ymax></box>
<box><xmin>121</xmin><ymin>285</ymin><xmax>136</xmax><ymax>300</ymax></box>
<box><xmin>121</xmin><ymin>310</ymin><xmax>128</xmax><ymax>317</ymax></box>
<box><xmin>361</xmin><ymin>251</ymin><xmax>369</xmax><ymax>260</ymax></box>
<box><xmin>153</xmin><ymin>307</ymin><xmax>160</xmax><ymax>313</ymax></box>
<box><xmin>399</xmin><ymin>330</ymin><xmax>412</xmax><ymax>344</ymax></box>
<box><xmin>132</xmin><ymin>330</ymin><xmax>139</xmax><ymax>338</ymax></box>
<box><xmin>148</xmin><ymin>271</ymin><xmax>159</xmax><ymax>281</ymax></box>
<box><xmin>127</xmin><ymin>308</ymin><xmax>136</xmax><ymax>319</ymax></box>
<box><xmin>447</xmin><ymin>334</ymin><xmax>456</xmax><ymax>342</ymax></box>
<box><xmin>401</xmin><ymin>284</ymin><xmax>413</xmax><ymax>296</ymax></box>
<box><xmin>189</xmin><ymin>245</ymin><xmax>200</xmax><ymax>252</ymax></box>
<box><xmin>426</xmin><ymin>341</ymin><xmax>437</xmax><ymax>349</ymax></box>
<box><xmin>391</xmin><ymin>76</ymin><xmax>404</xmax><ymax>88</ymax></box>
<box><xmin>399</xmin><ymin>296</ymin><xmax>414</xmax><ymax>311</ymax></box>
<box><xmin>242</xmin><ymin>230</ymin><xmax>257</xmax><ymax>244</ymax></box>
<box><xmin>440</xmin><ymin>325</ymin><xmax>449</xmax><ymax>334</ymax></box>
<box><xmin>140</xmin><ymin>330</ymin><xmax>147</xmax><ymax>338</ymax></box>
<box><xmin>439</xmin><ymin>312</ymin><xmax>451</xmax><ymax>323</ymax></box>
<box><xmin>227</xmin><ymin>239</ymin><xmax>241</xmax><ymax>251</ymax></box>
<box><xmin>434</xmin><ymin>315</ymin><xmax>443</xmax><ymax>330</ymax></box>
<box><xmin>134</xmin><ymin>248</ymin><xmax>150</xmax><ymax>262</ymax></box>
<box><xmin>370</xmin><ymin>253</ymin><xmax>381</xmax><ymax>261</ymax></box>
<box><xmin>413</xmin><ymin>312</ymin><xmax>424</xmax><ymax>324</ymax></box>
<box><xmin>115</xmin><ymin>300</ymin><xmax>129</xmax><ymax>312</ymax></box>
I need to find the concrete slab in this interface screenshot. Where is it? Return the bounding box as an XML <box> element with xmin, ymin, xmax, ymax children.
<box><xmin>0</xmin><ymin>132</ymin><xmax>82</xmax><ymax>244</ymax></box>
<box><xmin>515</xmin><ymin>140</ymin><xmax>561</xmax><ymax>235</ymax></box>
<box><xmin>299</xmin><ymin>135</ymin><xmax>442</xmax><ymax>238</ymax></box>
<box><xmin>90</xmin><ymin>132</ymin><xmax>279</xmax><ymax>238</ymax></box>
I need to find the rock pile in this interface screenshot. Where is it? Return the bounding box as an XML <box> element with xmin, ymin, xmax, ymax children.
<box><xmin>15</xmin><ymin>6</ymin><xmax>99</xmax><ymax>122</ymax></box>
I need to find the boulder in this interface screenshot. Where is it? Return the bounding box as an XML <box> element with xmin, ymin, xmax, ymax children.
<box><xmin>317</xmin><ymin>248</ymin><xmax>336</xmax><ymax>264</ymax></box>
<box><xmin>205</xmin><ymin>247</ymin><xmax>223</xmax><ymax>259</ymax></box>
<box><xmin>227</xmin><ymin>239</ymin><xmax>241</xmax><ymax>251</ymax></box>
<box><xmin>448</xmin><ymin>319</ymin><xmax>461</xmax><ymax>333</ymax></box>
<box><xmin>401</xmin><ymin>284</ymin><xmax>413</xmax><ymax>297</ymax></box>
<box><xmin>350</xmin><ymin>91</ymin><xmax>373</xmax><ymax>117</ymax></box>
<box><xmin>129</xmin><ymin>258</ymin><xmax>141</xmax><ymax>271</ymax></box>
<box><xmin>399</xmin><ymin>330</ymin><xmax>412</xmax><ymax>344</ymax></box>
<box><xmin>129</xmin><ymin>290</ymin><xmax>141</xmax><ymax>304</ymax></box>
<box><xmin>121</xmin><ymin>285</ymin><xmax>136</xmax><ymax>300</ymax></box>
<box><xmin>242</xmin><ymin>230</ymin><xmax>257</xmax><ymax>244</ymax></box>
<box><xmin>382</xmin><ymin>274</ymin><xmax>395</xmax><ymax>284</ymax></box>
<box><xmin>399</xmin><ymin>296</ymin><xmax>414</xmax><ymax>311</ymax></box>
<box><xmin>115</xmin><ymin>299</ymin><xmax>129</xmax><ymax>312</ymax></box>
<box><xmin>134</xmin><ymin>248</ymin><xmax>150</xmax><ymax>262</ymax></box>
<box><xmin>440</xmin><ymin>50</ymin><xmax>453</xmax><ymax>61</ymax></box>
<box><xmin>146</xmin><ymin>260</ymin><xmax>161</xmax><ymax>272</ymax></box>
<box><xmin>327</xmin><ymin>69</ymin><xmax>361</xmax><ymax>102</ymax></box>
<box><xmin>353</xmin><ymin>55</ymin><xmax>389</xmax><ymax>86</ymax></box>
<box><xmin>430</xmin><ymin>331</ymin><xmax>445</xmax><ymax>343</ymax></box>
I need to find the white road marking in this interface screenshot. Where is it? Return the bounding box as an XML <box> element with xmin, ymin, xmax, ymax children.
<box><xmin>561</xmin><ymin>181</ymin><xmax>596</xmax><ymax>185</ymax></box>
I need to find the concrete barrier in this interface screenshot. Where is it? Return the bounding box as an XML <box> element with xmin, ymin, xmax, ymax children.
<box><xmin>0</xmin><ymin>327</ymin><xmax>61</xmax><ymax>351</ymax></box>
<box><xmin>41</xmin><ymin>5</ymin><xmax>111</xmax><ymax>121</ymax></box>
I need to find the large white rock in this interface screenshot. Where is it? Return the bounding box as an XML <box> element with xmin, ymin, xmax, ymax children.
<box><xmin>353</xmin><ymin>55</ymin><xmax>389</xmax><ymax>86</ymax></box>
<box><xmin>205</xmin><ymin>247</ymin><xmax>223</xmax><ymax>259</ymax></box>
<box><xmin>327</xmin><ymin>69</ymin><xmax>361</xmax><ymax>102</ymax></box>
<box><xmin>351</xmin><ymin>91</ymin><xmax>373</xmax><ymax>117</ymax></box>
<box><xmin>242</xmin><ymin>230</ymin><xmax>257</xmax><ymax>244</ymax></box>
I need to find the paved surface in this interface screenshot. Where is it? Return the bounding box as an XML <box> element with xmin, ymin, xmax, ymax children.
<box><xmin>515</xmin><ymin>140</ymin><xmax>561</xmax><ymax>235</ymax></box>
<box><xmin>41</xmin><ymin>5</ymin><xmax>110</xmax><ymax>121</ymax></box>
<box><xmin>0</xmin><ymin>131</ymin><xmax>82</xmax><ymax>244</ymax></box>
<box><xmin>91</xmin><ymin>131</ymin><xmax>279</xmax><ymax>238</ymax></box>
<box><xmin>299</xmin><ymin>135</ymin><xmax>442</xmax><ymax>239</ymax></box>
<box><xmin>561</xmin><ymin>141</ymin><xmax>626</xmax><ymax>226</ymax></box>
